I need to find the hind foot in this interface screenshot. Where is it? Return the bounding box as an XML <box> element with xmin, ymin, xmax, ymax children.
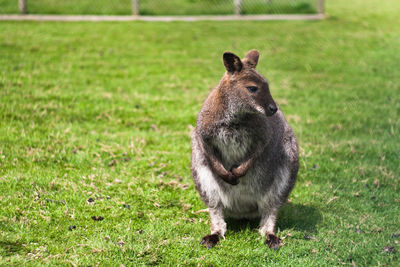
<box><xmin>200</xmin><ymin>234</ymin><xmax>220</xmax><ymax>249</ymax></box>
<box><xmin>265</xmin><ymin>233</ymin><xmax>282</xmax><ymax>250</ymax></box>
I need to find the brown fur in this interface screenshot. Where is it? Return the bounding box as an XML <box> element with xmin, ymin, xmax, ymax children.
<box><xmin>191</xmin><ymin>50</ymin><xmax>299</xmax><ymax>249</ymax></box>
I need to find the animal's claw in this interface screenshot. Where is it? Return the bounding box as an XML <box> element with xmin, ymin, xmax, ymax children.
<box><xmin>200</xmin><ymin>234</ymin><xmax>220</xmax><ymax>248</ymax></box>
<box><xmin>220</xmin><ymin>172</ymin><xmax>239</xmax><ymax>185</ymax></box>
<box><xmin>265</xmin><ymin>233</ymin><xmax>282</xmax><ymax>250</ymax></box>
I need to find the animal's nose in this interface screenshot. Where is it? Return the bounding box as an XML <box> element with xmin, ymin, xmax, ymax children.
<box><xmin>268</xmin><ymin>104</ymin><xmax>278</xmax><ymax>115</ymax></box>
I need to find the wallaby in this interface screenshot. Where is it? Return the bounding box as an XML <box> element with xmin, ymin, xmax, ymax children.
<box><xmin>191</xmin><ymin>50</ymin><xmax>299</xmax><ymax>249</ymax></box>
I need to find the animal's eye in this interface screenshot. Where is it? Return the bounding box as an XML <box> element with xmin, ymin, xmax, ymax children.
<box><xmin>247</xmin><ymin>86</ymin><xmax>258</xmax><ymax>93</ymax></box>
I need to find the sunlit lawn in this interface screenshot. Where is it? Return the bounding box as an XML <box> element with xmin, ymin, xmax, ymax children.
<box><xmin>0</xmin><ymin>0</ymin><xmax>399</xmax><ymax>265</ymax></box>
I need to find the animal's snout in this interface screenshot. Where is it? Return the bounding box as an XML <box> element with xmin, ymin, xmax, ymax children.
<box><xmin>267</xmin><ymin>104</ymin><xmax>278</xmax><ymax>116</ymax></box>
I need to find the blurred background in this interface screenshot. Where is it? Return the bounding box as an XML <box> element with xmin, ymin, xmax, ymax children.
<box><xmin>1</xmin><ymin>0</ymin><xmax>320</xmax><ymax>15</ymax></box>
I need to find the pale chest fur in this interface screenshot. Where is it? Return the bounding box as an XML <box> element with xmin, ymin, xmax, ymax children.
<box><xmin>210</xmin><ymin>126</ymin><xmax>265</xmax><ymax>217</ymax></box>
<box><xmin>212</xmin><ymin>126</ymin><xmax>253</xmax><ymax>171</ymax></box>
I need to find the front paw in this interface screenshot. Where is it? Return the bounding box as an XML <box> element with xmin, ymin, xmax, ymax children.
<box><xmin>265</xmin><ymin>233</ymin><xmax>282</xmax><ymax>250</ymax></box>
<box><xmin>230</xmin><ymin>165</ymin><xmax>246</xmax><ymax>178</ymax></box>
<box><xmin>226</xmin><ymin>175</ymin><xmax>239</xmax><ymax>185</ymax></box>
<box><xmin>200</xmin><ymin>234</ymin><xmax>220</xmax><ymax>249</ymax></box>
<box><xmin>220</xmin><ymin>172</ymin><xmax>239</xmax><ymax>185</ymax></box>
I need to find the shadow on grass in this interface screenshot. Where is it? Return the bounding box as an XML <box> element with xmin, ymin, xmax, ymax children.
<box><xmin>277</xmin><ymin>202</ymin><xmax>321</xmax><ymax>232</ymax></box>
<box><xmin>0</xmin><ymin>240</ymin><xmax>28</xmax><ymax>256</ymax></box>
<box><xmin>226</xmin><ymin>203</ymin><xmax>321</xmax><ymax>234</ymax></box>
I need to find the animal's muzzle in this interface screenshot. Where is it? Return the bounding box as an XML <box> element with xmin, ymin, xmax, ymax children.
<box><xmin>266</xmin><ymin>104</ymin><xmax>278</xmax><ymax>116</ymax></box>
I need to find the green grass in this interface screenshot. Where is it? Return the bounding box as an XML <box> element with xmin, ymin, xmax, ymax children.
<box><xmin>0</xmin><ymin>0</ymin><xmax>400</xmax><ymax>265</ymax></box>
<box><xmin>0</xmin><ymin>0</ymin><xmax>317</xmax><ymax>15</ymax></box>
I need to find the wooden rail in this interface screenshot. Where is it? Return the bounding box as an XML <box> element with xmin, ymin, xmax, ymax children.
<box><xmin>0</xmin><ymin>14</ymin><xmax>325</xmax><ymax>22</ymax></box>
<box><xmin>318</xmin><ymin>0</ymin><xmax>325</xmax><ymax>14</ymax></box>
<box><xmin>19</xmin><ymin>0</ymin><xmax>27</xmax><ymax>14</ymax></box>
<box><xmin>132</xmin><ymin>0</ymin><xmax>139</xmax><ymax>16</ymax></box>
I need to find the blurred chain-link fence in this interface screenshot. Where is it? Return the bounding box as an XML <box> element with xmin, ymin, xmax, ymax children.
<box><xmin>1</xmin><ymin>0</ymin><xmax>323</xmax><ymax>16</ymax></box>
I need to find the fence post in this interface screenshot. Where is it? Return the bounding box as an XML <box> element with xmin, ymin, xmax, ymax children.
<box><xmin>19</xmin><ymin>0</ymin><xmax>27</xmax><ymax>14</ymax></box>
<box><xmin>234</xmin><ymin>0</ymin><xmax>242</xmax><ymax>15</ymax></box>
<box><xmin>132</xmin><ymin>0</ymin><xmax>139</xmax><ymax>16</ymax></box>
<box><xmin>317</xmin><ymin>0</ymin><xmax>324</xmax><ymax>14</ymax></box>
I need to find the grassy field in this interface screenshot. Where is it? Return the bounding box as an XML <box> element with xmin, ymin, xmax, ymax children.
<box><xmin>0</xmin><ymin>0</ymin><xmax>399</xmax><ymax>265</ymax></box>
<box><xmin>0</xmin><ymin>0</ymin><xmax>317</xmax><ymax>15</ymax></box>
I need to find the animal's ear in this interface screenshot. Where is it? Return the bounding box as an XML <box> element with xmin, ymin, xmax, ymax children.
<box><xmin>243</xmin><ymin>50</ymin><xmax>259</xmax><ymax>68</ymax></box>
<box><xmin>223</xmin><ymin>52</ymin><xmax>243</xmax><ymax>74</ymax></box>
